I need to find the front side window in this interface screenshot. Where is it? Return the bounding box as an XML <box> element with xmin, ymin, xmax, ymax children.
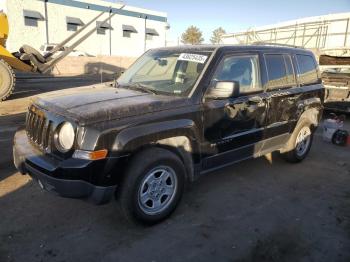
<box><xmin>117</xmin><ymin>50</ymin><xmax>212</xmax><ymax>96</ymax></box>
<box><xmin>212</xmin><ymin>55</ymin><xmax>261</xmax><ymax>94</ymax></box>
<box><xmin>296</xmin><ymin>54</ymin><xmax>318</xmax><ymax>85</ymax></box>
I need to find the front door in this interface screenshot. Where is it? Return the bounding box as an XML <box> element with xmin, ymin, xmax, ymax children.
<box><xmin>201</xmin><ymin>53</ymin><xmax>268</xmax><ymax>171</ymax></box>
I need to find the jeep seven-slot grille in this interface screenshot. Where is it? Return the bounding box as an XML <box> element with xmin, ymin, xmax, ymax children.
<box><xmin>26</xmin><ymin>108</ymin><xmax>52</xmax><ymax>150</ymax></box>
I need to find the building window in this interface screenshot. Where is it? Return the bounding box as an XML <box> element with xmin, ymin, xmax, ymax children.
<box><xmin>123</xmin><ymin>31</ymin><xmax>131</xmax><ymax>38</ymax></box>
<box><xmin>96</xmin><ymin>21</ymin><xmax>112</xmax><ymax>35</ymax></box>
<box><xmin>145</xmin><ymin>28</ymin><xmax>159</xmax><ymax>41</ymax></box>
<box><xmin>97</xmin><ymin>28</ymin><xmax>106</xmax><ymax>35</ymax></box>
<box><xmin>23</xmin><ymin>10</ymin><xmax>44</xmax><ymax>27</ymax></box>
<box><xmin>24</xmin><ymin>17</ymin><xmax>38</xmax><ymax>27</ymax></box>
<box><xmin>67</xmin><ymin>23</ymin><xmax>78</xmax><ymax>31</ymax></box>
<box><xmin>122</xmin><ymin>25</ymin><xmax>137</xmax><ymax>38</ymax></box>
<box><xmin>66</xmin><ymin>17</ymin><xmax>84</xmax><ymax>32</ymax></box>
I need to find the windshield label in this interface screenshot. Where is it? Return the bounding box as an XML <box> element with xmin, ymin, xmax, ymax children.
<box><xmin>178</xmin><ymin>53</ymin><xmax>208</xmax><ymax>64</ymax></box>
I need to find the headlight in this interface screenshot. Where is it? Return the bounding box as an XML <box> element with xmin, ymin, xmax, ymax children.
<box><xmin>56</xmin><ymin>122</ymin><xmax>75</xmax><ymax>152</ymax></box>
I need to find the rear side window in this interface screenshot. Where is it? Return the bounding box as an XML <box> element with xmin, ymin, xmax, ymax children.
<box><xmin>296</xmin><ymin>54</ymin><xmax>318</xmax><ymax>85</ymax></box>
<box><xmin>265</xmin><ymin>54</ymin><xmax>295</xmax><ymax>89</ymax></box>
<box><xmin>284</xmin><ymin>55</ymin><xmax>296</xmax><ymax>85</ymax></box>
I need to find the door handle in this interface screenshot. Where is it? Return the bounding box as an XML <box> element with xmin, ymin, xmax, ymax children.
<box><xmin>248</xmin><ymin>96</ymin><xmax>263</xmax><ymax>104</ymax></box>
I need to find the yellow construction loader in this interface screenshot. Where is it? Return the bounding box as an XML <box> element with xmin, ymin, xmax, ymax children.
<box><xmin>0</xmin><ymin>5</ymin><xmax>123</xmax><ymax>101</ymax></box>
<box><xmin>0</xmin><ymin>12</ymin><xmax>32</xmax><ymax>100</ymax></box>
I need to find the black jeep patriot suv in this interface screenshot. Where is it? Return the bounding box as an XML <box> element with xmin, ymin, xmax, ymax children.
<box><xmin>14</xmin><ymin>45</ymin><xmax>324</xmax><ymax>224</ymax></box>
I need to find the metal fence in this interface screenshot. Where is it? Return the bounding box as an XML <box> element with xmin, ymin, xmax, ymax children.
<box><xmin>222</xmin><ymin>16</ymin><xmax>350</xmax><ymax>50</ymax></box>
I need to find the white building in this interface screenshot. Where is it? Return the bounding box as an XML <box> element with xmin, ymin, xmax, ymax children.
<box><xmin>222</xmin><ymin>13</ymin><xmax>350</xmax><ymax>50</ymax></box>
<box><xmin>1</xmin><ymin>0</ymin><xmax>169</xmax><ymax>57</ymax></box>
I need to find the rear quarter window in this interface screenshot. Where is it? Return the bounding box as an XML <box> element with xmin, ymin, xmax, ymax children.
<box><xmin>296</xmin><ymin>54</ymin><xmax>318</xmax><ymax>85</ymax></box>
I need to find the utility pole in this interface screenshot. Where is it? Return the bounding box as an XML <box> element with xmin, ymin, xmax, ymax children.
<box><xmin>44</xmin><ymin>0</ymin><xmax>49</xmax><ymax>44</ymax></box>
<box><xmin>109</xmin><ymin>8</ymin><xmax>112</xmax><ymax>56</ymax></box>
<box><xmin>164</xmin><ymin>22</ymin><xmax>170</xmax><ymax>47</ymax></box>
<box><xmin>144</xmin><ymin>15</ymin><xmax>148</xmax><ymax>52</ymax></box>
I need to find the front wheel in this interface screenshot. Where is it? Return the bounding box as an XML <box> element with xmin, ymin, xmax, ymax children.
<box><xmin>282</xmin><ymin>120</ymin><xmax>313</xmax><ymax>163</ymax></box>
<box><xmin>118</xmin><ymin>147</ymin><xmax>186</xmax><ymax>224</ymax></box>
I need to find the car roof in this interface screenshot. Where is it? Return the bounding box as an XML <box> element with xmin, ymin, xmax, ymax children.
<box><xmin>155</xmin><ymin>44</ymin><xmax>312</xmax><ymax>55</ymax></box>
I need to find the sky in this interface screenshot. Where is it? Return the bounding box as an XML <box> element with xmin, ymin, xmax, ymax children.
<box><xmin>106</xmin><ymin>0</ymin><xmax>350</xmax><ymax>43</ymax></box>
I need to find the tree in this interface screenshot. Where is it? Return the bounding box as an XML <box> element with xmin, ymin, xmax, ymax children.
<box><xmin>181</xmin><ymin>26</ymin><xmax>204</xmax><ymax>45</ymax></box>
<box><xmin>210</xmin><ymin>27</ymin><xmax>226</xmax><ymax>44</ymax></box>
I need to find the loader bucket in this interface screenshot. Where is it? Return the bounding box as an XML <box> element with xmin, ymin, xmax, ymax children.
<box><xmin>0</xmin><ymin>45</ymin><xmax>33</xmax><ymax>72</ymax></box>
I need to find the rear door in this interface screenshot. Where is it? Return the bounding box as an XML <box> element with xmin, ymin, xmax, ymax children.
<box><xmin>262</xmin><ymin>53</ymin><xmax>299</xmax><ymax>152</ymax></box>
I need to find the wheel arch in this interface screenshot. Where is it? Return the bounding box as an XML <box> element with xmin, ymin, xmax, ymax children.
<box><xmin>112</xmin><ymin>120</ymin><xmax>200</xmax><ymax>182</ymax></box>
<box><xmin>294</xmin><ymin>96</ymin><xmax>323</xmax><ymax>128</ymax></box>
<box><xmin>280</xmin><ymin>107</ymin><xmax>320</xmax><ymax>153</ymax></box>
<box><xmin>296</xmin><ymin>106</ymin><xmax>322</xmax><ymax>131</ymax></box>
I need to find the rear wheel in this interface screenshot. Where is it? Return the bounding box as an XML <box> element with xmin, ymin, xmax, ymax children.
<box><xmin>118</xmin><ymin>147</ymin><xmax>186</xmax><ymax>224</ymax></box>
<box><xmin>0</xmin><ymin>59</ymin><xmax>15</xmax><ymax>101</ymax></box>
<box><xmin>282</xmin><ymin>119</ymin><xmax>313</xmax><ymax>163</ymax></box>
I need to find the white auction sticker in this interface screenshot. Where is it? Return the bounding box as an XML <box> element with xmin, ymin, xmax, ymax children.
<box><xmin>178</xmin><ymin>53</ymin><xmax>208</xmax><ymax>64</ymax></box>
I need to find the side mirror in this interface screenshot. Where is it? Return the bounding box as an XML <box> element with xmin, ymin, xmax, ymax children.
<box><xmin>205</xmin><ymin>81</ymin><xmax>240</xmax><ymax>100</ymax></box>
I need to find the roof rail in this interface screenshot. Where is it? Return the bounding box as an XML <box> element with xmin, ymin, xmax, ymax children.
<box><xmin>252</xmin><ymin>41</ymin><xmax>304</xmax><ymax>49</ymax></box>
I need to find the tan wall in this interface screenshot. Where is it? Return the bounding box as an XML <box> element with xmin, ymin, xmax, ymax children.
<box><xmin>51</xmin><ymin>55</ymin><xmax>137</xmax><ymax>77</ymax></box>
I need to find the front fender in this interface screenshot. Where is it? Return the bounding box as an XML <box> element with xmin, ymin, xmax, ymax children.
<box><xmin>111</xmin><ymin>119</ymin><xmax>201</xmax><ymax>181</ymax></box>
<box><xmin>112</xmin><ymin>119</ymin><xmax>200</xmax><ymax>153</ymax></box>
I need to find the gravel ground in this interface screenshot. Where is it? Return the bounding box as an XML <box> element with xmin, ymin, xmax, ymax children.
<box><xmin>0</xmin><ymin>77</ymin><xmax>350</xmax><ymax>262</ymax></box>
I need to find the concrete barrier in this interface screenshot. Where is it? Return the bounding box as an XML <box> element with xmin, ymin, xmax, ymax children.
<box><xmin>50</xmin><ymin>55</ymin><xmax>137</xmax><ymax>77</ymax></box>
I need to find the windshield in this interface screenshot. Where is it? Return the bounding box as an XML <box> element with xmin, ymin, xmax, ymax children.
<box><xmin>46</xmin><ymin>46</ymin><xmax>54</xmax><ymax>51</ymax></box>
<box><xmin>117</xmin><ymin>50</ymin><xmax>212</xmax><ymax>96</ymax></box>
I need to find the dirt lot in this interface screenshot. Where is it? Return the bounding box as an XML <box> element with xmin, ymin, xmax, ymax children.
<box><xmin>0</xmin><ymin>77</ymin><xmax>350</xmax><ymax>262</ymax></box>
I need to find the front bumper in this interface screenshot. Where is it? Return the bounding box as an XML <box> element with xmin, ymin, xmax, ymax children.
<box><xmin>13</xmin><ymin>129</ymin><xmax>117</xmax><ymax>204</ymax></box>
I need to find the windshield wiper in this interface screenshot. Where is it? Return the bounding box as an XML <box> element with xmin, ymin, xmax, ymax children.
<box><xmin>122</xmin><ymin>83</ymin><xmax>157</xmax><ymax>95</ymax></box>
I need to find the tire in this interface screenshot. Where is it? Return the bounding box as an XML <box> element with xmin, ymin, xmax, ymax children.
<box><xmin>0</xmin><ymin>59</ymin><xmax>15</xmax><ymax>101</ymax></box>
<box><xmin>118</xmin><ymin>147</ymin><xmax>186</xmax><ymax>225</ymax></box>
<box><xmin>282</xmin><ymin>119</ymin><xmax>314</xmax><ymax>163</ymax></box>
<box><xmin>332</xmin><ymin>130</ymin><xmax>348</xmax><ymax>146</ymax></box>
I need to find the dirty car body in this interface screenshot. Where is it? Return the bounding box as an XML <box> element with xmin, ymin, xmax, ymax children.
<box><xmin>13</xmin><ymin>45</ymin><xmax>324</xmax><ymax>223</ymax></box>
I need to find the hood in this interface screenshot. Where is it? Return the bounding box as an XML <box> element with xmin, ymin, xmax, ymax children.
<box><xmin>33</xmin><ymin>84</ymin><xmax>189</xmax><ymax>125</ymax></box>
